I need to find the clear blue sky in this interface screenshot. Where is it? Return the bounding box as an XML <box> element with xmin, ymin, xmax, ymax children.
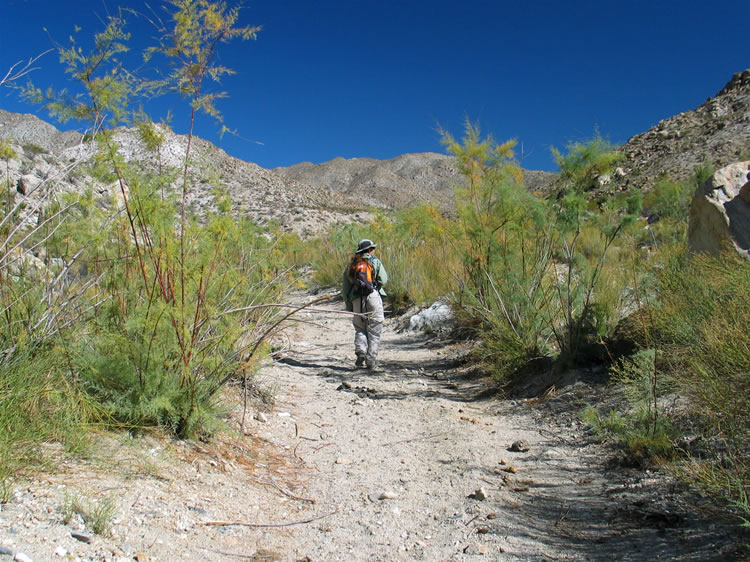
<box><xmin>1</xmin><ymin>0</ymin><xmax>748</xmax><ymax>172</ymax></box>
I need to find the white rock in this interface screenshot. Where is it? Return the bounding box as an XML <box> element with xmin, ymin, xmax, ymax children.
<box><xmin>408</xmin><ymin>301</ymin><xmax>453</xmax><ymax>333</ymax></box>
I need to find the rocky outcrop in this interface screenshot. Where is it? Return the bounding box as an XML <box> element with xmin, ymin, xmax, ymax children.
<box><xmin>688</xmin><ymin>161</ymin><xmax>750</xmax><ymax>260</ymax></box>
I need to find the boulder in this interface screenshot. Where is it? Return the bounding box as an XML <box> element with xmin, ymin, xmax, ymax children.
<box><xmin>688</xmin><ymin>161</ymin><xmax>750</xmax><ymax>260</ymax></box>
<box><xmin>16</xmin><ymin>174</ymin><xmax>40</xmax><ymax>195</ymax></box>
<box><xmin>407</xmin><ymin>301</ymin><xmax>454</xmax><ymax>333</ymax></box>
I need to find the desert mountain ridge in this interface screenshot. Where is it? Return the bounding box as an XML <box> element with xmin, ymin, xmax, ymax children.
<box><xmin>0</xmin><ymin>69</ymin><xmax>748</xmax><ymax>234</ymax></box>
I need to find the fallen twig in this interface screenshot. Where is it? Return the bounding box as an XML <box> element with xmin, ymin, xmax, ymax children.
<box><xmin>198</xmin><ymin>546</ymin><xmax>277</xmax><ymax>559</ymax></box>
<box><xmin>538</xmin><ymin>428</ymin><xmax>578</xmax><ymax>446</ymax></box>
<box><xmin>555</xmin><ymin>504</ymin><xmax>571</xmax><ymax>527</ymax></box>
<box><xmin>250</xmin><ymin>477</ymin><xmax>316</xmax><ymax>504</ymax></box>
<box><xmin>464</xmin><ymin>514</ymin><xmax>480</xmax><ymax>526</ymax></box>
<box><xmin>203</xmin><ymin>510</ymin><xmax>337</xmax><ymax>528</ymax></box>
<box><xmin>380</xmin><ymin>432</ymin><xmax>450</xmax><ymax>447</ymax></box>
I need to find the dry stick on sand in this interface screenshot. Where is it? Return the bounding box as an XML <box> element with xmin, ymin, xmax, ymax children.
<box><xmin>250</xmin><ymin>476</ymin><xmax>316</xmax><ymax>504</ymax></box>
<box><xmin>380</xmin><ymin>431</ymin><xmax>451</xmax><ymax>447</ymax></box>
<box><xmin>203</xmin><ymin>510</ymin><xmax>337</xmax><ymax>528</ymax></box>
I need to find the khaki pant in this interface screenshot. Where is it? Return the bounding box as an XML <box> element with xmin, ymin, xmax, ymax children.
<box><xmin>352</xmin><ymin>291</ymin><xmax>384</xmax><ymax>364</ymax></box>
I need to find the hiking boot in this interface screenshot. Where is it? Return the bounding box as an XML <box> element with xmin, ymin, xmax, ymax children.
<box><xmin>366</xmin><ymin>359</ymin><xmax>377</xmax><ymax>370</ymax></box>
<box><xmin>355</xmin><ymin>354</ymin><xmax>366</xmax><ymax>368</ymax></box>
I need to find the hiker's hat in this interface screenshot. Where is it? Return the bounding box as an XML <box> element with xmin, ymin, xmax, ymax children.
<box><xmin>356</xmin><ymin>239</ymin><xmax>376</xmax><ymax>253</ymax></box>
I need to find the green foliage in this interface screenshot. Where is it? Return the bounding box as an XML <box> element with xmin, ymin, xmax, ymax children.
<box><xmin>441</xmin><ymin>121</ymin><xmax>524</xmax><ymax>295</ymax></box>
<box><xmin>0</xmin><ymin>347</ymin><xmax>97</xmax><ymax>477</ymax></box>
<box><xmin>21</xmin><ymin>143</ymin><xmax>47</xmax><ymax>157</ymax></box>
<box><xmin>0</xmin><ymin>142</ymin><xmax>17</xmax><ymax>166</ymax></box>
<box><xmin>62</xmin><ymin>491</ymin><xmax>117</xmax><ymax>536</ymax></box>
<box><xmin>652</xmin><ymin>251</ymin><xmax>750</xmax><ymax>516</ymax></box>
<box><xmin>23</xmin><ymin>13</ymin><xmax>133</xmax><ymax>129</ymax></box>
<box><xmin>547</xmin><ymin>138</ymin><xmax>641</xmax><ymax>364</ymax></box>
<box><xmin>437</xmin><ymin>125</ymin><xmax>641</xmax><ymax>379</ymax></box>
<box><xmin>8</xmin><ymin>1</ymin><xmax>284</xmax><ymax>444</ymax></box>
<box><xmin>440</xmin><ymin>121</ymin><xmax>558</xmax><ymax>378</ymax></box>
<box><xmin>310</xmin><ymin>204</ymin><xmax>457</xmax><ymax>309</ymax></box>
<box><xmin>642</xmin><ymin>177</ymin><xmax>692</xmax><ymax>220</ymax></box>
<box><xmin>552</xmin><ymin>135</ymin><xmax>623</xmax><ymax>195</ymax></box>
<box><xmin>0</xmin><ymin>140</ymin><xmax>18</xmax><ymax>213</ymax></box>
<box><xmin>145</xmin><ymin>0</ymin><xmax>261</xmax><ymax>121</ymax></box>
<box><xmin>0</xmin><ymin>478</ymin><xmax>13</xmax><ymax>504</ymax></box>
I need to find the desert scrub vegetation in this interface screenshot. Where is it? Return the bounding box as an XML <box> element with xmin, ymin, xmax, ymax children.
<box><xmin>0</xmin><ymin>0</ymin><xmax>295</xmax><ymax>479</ymax></box>
<box><xmin>650</xmin><ymin>251</ymin><xmax>750</xmax><ymax>522</ymax></box>
<box><xmin>309</xmin><ymin>204</ymin><xmax>460</xmax><ymax>310</ymax></box>
<box><xmin>61</xmin><ymin>490</ymin><xmax>118</xmax><ymax>536</ymax></box>
<box><xmin>440</xmin><ymin>123</ymin><xmax>643</xmax><ymax>378</ymax></box>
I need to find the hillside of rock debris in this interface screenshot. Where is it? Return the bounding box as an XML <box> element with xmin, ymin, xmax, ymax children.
<box><xmin>1</xmin><ymin>69</ymin><xmax>749</xmax><ymax>233</ymax></box>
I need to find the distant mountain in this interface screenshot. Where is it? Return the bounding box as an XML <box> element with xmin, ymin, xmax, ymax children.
<box><xmin>1</xmin><ymin>69</ymin><xmax>748</xmax><ymax>235</ymax></box>
<box><xmin>274</xmin><ymin>153</ymin><xmax>558</xmax><ymax>212</ymax></box>
<box><xmin>274</xmin><ymin>153</ymin><xmax>460</xmax><ymax>211</ymax></box>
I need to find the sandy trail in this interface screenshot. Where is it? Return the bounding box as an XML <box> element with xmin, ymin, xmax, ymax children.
<box><xmin>0</xmin><ymin>289</ymin><xmax>740</xmax><ymax>561</ymax></box>
<box><xmin>241</xmin><ymin>290</ymin><xmax>736</xmax><ymax>561</ymax></box>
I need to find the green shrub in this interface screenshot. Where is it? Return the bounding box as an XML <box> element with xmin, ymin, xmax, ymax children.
<box><xmin>309</xmin><ymin>204</ymin><xmax>458</xmax><ymax>309</ymax></box>
<box><xmin>21</xmin><ymin>143</ymin><xmax>47</xmax><ymax>157</ymax></box>
<box><xmin>654</xmin><ymin>251</ymin><xmax>750</xmax><ymax>521</ymax></box>
<box><xmin>643</xmin><ymin>177</ymin><xmax>692</xmax><ymax>220</ymax></box>
<box><xmin>0</xmin><ymin>347</ymin><xmax>97</xmax><ymax>477</ymax></box>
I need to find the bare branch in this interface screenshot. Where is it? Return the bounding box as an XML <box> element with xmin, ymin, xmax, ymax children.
<box><xmin>0</xmin><ymin>50</ymin><xmax>52</xmax><ymax>88</ymax></box>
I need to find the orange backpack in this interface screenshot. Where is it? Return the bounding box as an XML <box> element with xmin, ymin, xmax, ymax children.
<box><xmin>353</xmin><ymin>260</ymin><xmax>374</xmax><ymax>296</ymax></box>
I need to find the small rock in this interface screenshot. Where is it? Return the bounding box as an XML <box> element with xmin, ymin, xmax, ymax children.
<box><xmin>335</xmin><ymin>456</ymin><xmax>354</xmax><ymax>465</ymax></box>
<box><xmin>14</xmin><ymin>553</ymin><xmax>32</xmax><ymax>562</ymax></box>
<box><xmin>468</xmin><ymin>488</ymin><xmax>487</xmax><ymax>501</ymax></box>
<box><xmin>378</xmin><ymin>491</ymin><xmax>398</xmax><ymax>500</ymax></box>
<box><xmin>509</xmin><ymin>440</ymin><xmax>530</xmax><ymax>452</ymax></box>
<box><xmin>476</xmin><ymin>526</ymin><xmax>490</xmax><ymax>534</ymax></box>
<box><xmin>337</xmin><ymin>381</ymin><xmax>352</xmax><ymax>391</ymax></box>
<box><xmin>71</xmin><ymin>531</ymin><xmax>92</xmax><ymax>543</ymax></box>
<box><xmin>502</xmin><ymin>465</ymin><xmax>518</xmax><ymax>474</ymax></box>
<box><xmin>254</xmin><ymin>412</ymin><xmax>268</xmax><ymax>423</ymax></box>
<box><xmin>54</xmin><ymin>546</ymin><xmax>67</xmax><ymax>557</ymax></box>
<box><xmin>0</xmin><ymin>547</ymin><xmax>12</xmax><ymax>556</ymax></box>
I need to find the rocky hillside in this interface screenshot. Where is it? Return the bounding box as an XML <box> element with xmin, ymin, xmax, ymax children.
<box><xmin>1</xmin><ymin>69</ymin><xmax>748</xmax><ymax>234</ymax></box>
<box><xmin>274</xmin><ymin>153</ymin><xmax>557</xmax><ymax>212</ymax></box>
<box><xmin>619</xmin><ymin>69</ymin><xmax>750</xmax><ymax>189</ymax></box>
<box><xmin>274</xmin><ymin>153</ymin><xmax>460</xmax><ymax>211</ymax></box>
<box><xmin>0</xmin><ymin>111</ymin><xmax>364</xmax><ymax>235</ymax></box>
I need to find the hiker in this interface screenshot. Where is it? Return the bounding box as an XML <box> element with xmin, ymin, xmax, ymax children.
<box><xmin>342</xmin><ymin>239</ymin><xmax>388</xmax><ymax>369</ymax></box>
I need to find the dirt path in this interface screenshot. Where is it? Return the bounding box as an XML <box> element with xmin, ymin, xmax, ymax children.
<box><xmin>0</xmin><ymin>289</ymin><xmax>742</xmax><ymax>561</ymax></box>
<box><xmin>245</xmin><ymin>290</ymin><xmax>738</xmax><ymax>561</ymax></box>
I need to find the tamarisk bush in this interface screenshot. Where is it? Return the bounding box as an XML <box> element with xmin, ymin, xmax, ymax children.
<box><xmin>22</xmin><ymin>1</ymin><xmax>283</xmax><ymax>438</ymax></box>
